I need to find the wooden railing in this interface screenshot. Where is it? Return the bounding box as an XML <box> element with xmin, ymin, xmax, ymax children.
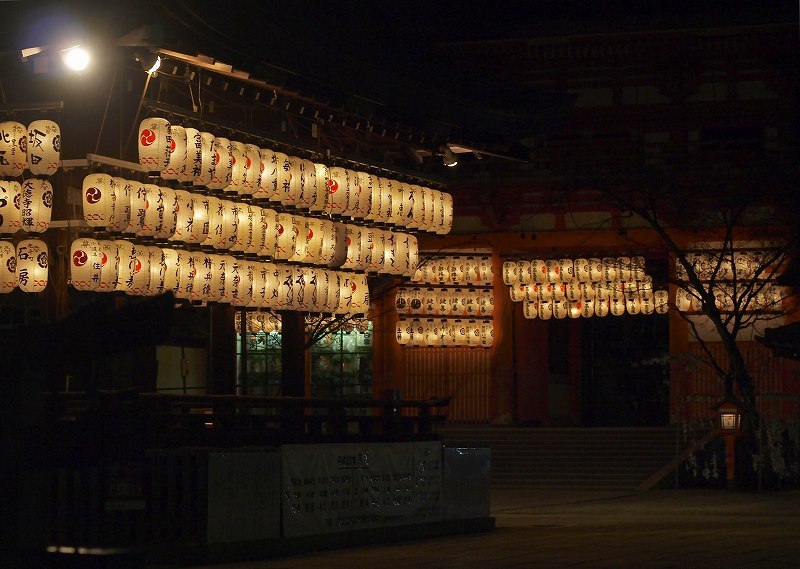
<box><xmin>46</xmin><ymin>391</ymin><xmax>451</xmax><ymax>449</ymax></box>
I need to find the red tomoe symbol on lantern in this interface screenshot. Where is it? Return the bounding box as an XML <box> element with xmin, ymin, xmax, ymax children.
<box><xmin>213</xmin><ymin>152</ymin><xmax>220</xmax><ymax>165</ymax></box>
<box><xmin>327</xmin><ymin>179</ymin><xmax>339</xmax><ymax>194</ymax></box>
<box><xmin>100</xmin><ymin>252</ymin><xmax>108</xmax><ymax>266</ymax></box>
<box><xmin>85</xmin><ymin>187</ymin><xmax>102</xmax><ymax>204</ymax></box>
<box><xmin>245</xmin><ymin>157</ymin><xmax>252</xmax><ymax>169</ymax></box>
<box><xmin>72</xmin><ymin>250</ymin><xmax>88</xmax><ymax>266</ymax></box>
<box><xmin>135</xmin><ymin>259</ymin><xmax>142</xmax><ymax>273</ymax></box>
<box><xmin>308</xmin><ymin>229</ymin><xmax>313</xmax><ymax>240</ymax></box>
<box><xmin>169</xmin><ymin>139</ymin><xmax>176</xmax><ymax>153</ymax></box>
<box><xmin>277</xmin><ymin>224</ymin><xmax>284</xmax><ymax>236</ymax></box>
<box><xmin>231</xmin><ymin>156</ymin><xmax>236</xmax><ymax>166</ymax></box>
<box><xmin>140</xmin><ymin>129</ymin><xmax>156</xmax><ymax>146</ymax></box>
<box><xmin>351</xmin><ymin>282</ymin><xmax>357</xmax><ymax>292</ymax></box>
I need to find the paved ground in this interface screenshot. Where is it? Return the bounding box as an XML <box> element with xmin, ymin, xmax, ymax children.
<box><xmin>185</xmin><ymin>488</ymin><xmax>800</xmax><ymax>569</ymax></box>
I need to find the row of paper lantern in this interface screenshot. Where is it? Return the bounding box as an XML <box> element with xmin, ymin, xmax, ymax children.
<box><xmin>69</xmin><ymin>238</ymin><xmax>370</xmax><ymax>314</ymax></box>
<box><xmin>235</xmin><ymin>311</ymin><xmax>282</xmax><ymax>334</ymax></box>
<box><xmin>0</xmin><ymin>179</ymin><xmax>53</xmax><ymax>234</ymax></box>
<box><xmin>0</xmin><ymin>239</ymin><xmax>49</xmax><ymax>293</ymax></box>
<box><xmin>138</xmin><ymin>117</ymin><xmax>453</xmax><ymax>234</ymax></box>
<box><xmin>396</xmin><ymin>318</ymin><xmax>494</xmax><ymax>348</ymax></box>
<box><xmin>675</xmin><ymin>284</ymin><xmax>786</xmax><ymax>313</ymax></box>
<box><xmin>395</xmin><ymin>287</ymin><xmax>494</xmax><ymax>317</ymax></box>
<box><xmin>503</xmin><ymin>256</ymin><xmax>648</xmax><ymax>285</ymax></box>
<box><xmin>82</xmin><ymin>174</ymin><xmax>419</xmax><ymax>276</ymax></box>
<box><xmin>676</xmin><ymin>250</ymin><xmax>779</xmax><ymax>282</ymax></box>
<box><xmin>0</xmin><ymin>120</ymin><xmax>61</xmax><ymax>178</ymax></box>
<box><xmin>411</xmin><ymin>255</ymin><xmax>494</xmax><ymax>286</ymax></box>
<box><xmin>509</xmin><ymin>278</ymin><xmax>658</xmax><ymax>303</ymax></box>
<box><xmin>521</xmin><ymin>289</ymin><xmax>669</xmax><ymax>319</ymax></box>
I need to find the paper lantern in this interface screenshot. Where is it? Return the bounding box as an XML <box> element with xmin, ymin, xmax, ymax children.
<box><xmin>323</xmin><ymin>221</ymin><xmax>347</xmax><ymax>268</ymax></box>
<box><xmin>344</xmin><ymin>273</ymin><xmax>369</xmax><ymax>315</ymax></box>
<box><xmin>231</xmin><ymin>258</ymin><xmax>255</xmax><ymax>307</ymax></box>
<box><xmin>609</xmin><ymin>297</ymin><xmax>626</xmax><ymax>316</ymax></box>
<box><xmin>152</xmin><ymin>186</ymin><xmax>178</xmax><ymax>240</ymax></box>
<box><xmin>69</xmin><ymin>238</ymin><xmax>100</xmax><ymax>291</ymax></box>
<box><xmin>82</xmin><ymin>174</ymin><xmax>114</xmax><ymax>229</ymax></box>
<box><xmin>133</xmin><ymin>183</ymin><xmax>159</xmax><ymax>237</ymax></box>
<box><xmin>123</xmin><ymin>181</ymin><xmax>147</xmax><ymax>235</ymax></box>
<box><xmin>161</xmin><ymin>124</ymin><xmax>187</xmax><ymax>180</ymax></box>
<box><xmin>580</xmin><ymin>298</ymin><xmax>595</xmax><ymax>318</ymax></box>
<box><xmin>299</xmin><ymin>217</ymin><xmax>323</xmax><ymax>265</ymax></box>
<box><xmin>545</xmin><ymin>259</ymin><xmax>561</xmax><ymax>283</ymax></box>
<box><xmin>310</xmin><ymin>163</ymin><xmax>329</xmax><ymax>213</ymax></box>
<box><xmin>27</xmin><ymin>119</ymin><xmax>61</xmax><ymax>176</ymax></box>
<box><xmin>108</xmin><ymin>177</ymin><xmax>132</xmax><ymax>233</ymax></box>
<box><xmin>240</xmin><ymin>204</ymin><xmax>261</xmax><ymax>255</ymax></box>
<box><xmin>325</xmin><ymin>167</ymin><xmax>349</xmax><ymax>217</ymax></box>
<box><xmin>565</xmin><ymin>281</ymin><xmax>582</xmax><ymax>302</ymax></box>
<box><xmin>559</xmin><ymin>258</ymin><xmax>575</xmax><ymax>282</ymax></box>
<box><xmin>114</xmin><ymin>240</ymin><xmax>137</xmax><ymax>293</ymax></box>
<box><xmin>523</xmin><ymin>299</ymin><xmax>538</xmax><ymax>319</ymax></box>
<box><xmin>654</xmin><ymin>290</ymin><xmax>669</xmax><ymax>314</ymax></box>
<box><xmin>313</xmin><ymin>268</ymin><xmax>332</xmax><ymax>313</ymax></box>
<box><xmin>385</xmin><ymin>180</ymin><xmax>404</xmax><ymax>226</ymax></box>
<box><xmin>420</xmin><ymin>186</ymin><xmax>436</xmax><ymax>232</ymax></box>
<box><xmin>631</xmin><ymin>256</ymin><xmax>646</xmax><ymax>281</ymax></box>
<box><xmin>0</xmin><ymin>181</ymin><xmax>21</xmax><ymax>234</ymax></box>
<box><xmin>16</xmin><ymin>239</ymin><xmax>48</xmax><ymax>292</ymax></box>
<box><xmin>281</xmin><ymin>155</ymin><xmax>302</xmax><ymax>208</ymax></box>
<box><xmin>192</xmin><ymin>131</ymin><xmax>216</xmax><ymax>187</ymax></box>
<box><xmin>602</xmin><ymin>257</ymin><xmax>618</xmax><ymax>282</ymax></box>
<box><xmin>207</xmin><ymin>137</ymin><xmax>233</xmax><ymax>190</ymax></box>
<box><xmin>258</xmin><ymin>208</ymin><xmax>279</xmax><ymax>258</ymax></box>
<box><xmin>223</xmin><ymin>140</ymin><xmax>246</xmax><ymax>194</ymax></box>
<box><xmin>438</xmin><ymin>193</ymin><xmax>454</xmax><ymax>235</ymax></box>
<box><xmin>574</xmin><ymin>258</ymin><xmax>590</xmax><ymax>282</ymax></box>
<box><xmin>509</xmin><ymin>284</ymin><xmax>526</xmax><ymax>303</ymax></box>
<box><xmin>143</xmin><ymin>246</ymin><xmax>164</xmax><ymax>296</ymax></box>
<box><xmin>275</xmin><ymin>264</ymin><xmax>296</xmax><ymax>309</ymax></box>
<box><xmin>192</xmin><ymin>253</ymin><xmax>215</xmax><ymax>303</ymax></box>
<box><xmin>383</xmin><ymin>231</ymin><xmax>399</xmax><ymax>274</ymax></box>
<box><xmin>170</xmin><ymin>190</ymin><xmax>194</xmax><ymax>243</ymax></box>
<box><xmin>175</xmin><ymin>250</ymin><xmax>199</xmax><ymax>300</ymax></box>
<box><xmin>526</xmin><ymin>259</ymin><xmax>543</xmax><ymax>284</ymax></box>
<box><xmin>369</xmin><ymin>176</ymin><xmax>388</xmax><ymax>224</ymax></box>
<box><xmin>181</xmin><ymin>128</ymin><xmax>201</xmax><ymax>185</ymax></box>
<box><xmin>202</xmin><ymin>198</ymin><xmax>227</xmax><ymax>249</ymax></box>
<box><xmin>124</xmin><ymin>244</ymin><xmax>151</xmax><ymax>296</ymax></box>
<box><xmin>595</xmin><ymin>296</ymin><xmax>610</xmax><ymax>317</ymax></box>
<box><xmin>287</xmin><ymin>214</ymin><xmax>309</xmax><ymax>264</ymax></box>
<box><xmin>96</xmin><ymin>240</ymin><xmax>119</xmax><ymax>292</ymax></box>
<box><xmin>20</xmin><ymin>179</ymin><xmax>52</xmax><ymax>233</ymax></box>
<box><xmin>566</xmin><ymin>300</ymin><xmax>581</xmax><ymax>318</ymax></box>
<box><xmin>625</xmin><ymin>294</ymin><xmax>641</xmax><ymax>315</ymax></box>
<box><xmin>552</xmin><ymin>300</ymin><xmax>569</xmax><ymax>319</ymax></box>
<box><xmin>295</xmin><ymin>159</ymin><xmax>316</xmax><ymax>210</ymax></box>
<box><xmin>0</xmin><ymin>121</ymin><xmax>28</xmax><ymax>177</ymax></box>
<box><xmin>0</xmin><ymin>241</ymin><xmax>17</xmax><ymax>292</ymax></box>
<box><xmin>396</xmin><ymin>320</ymin><xmax>411</xmax><ymax>345</ymax></box>
<box><xmin>147</xmin><ymin>246</ymin><xmax>176</xmax><ymax>296</ymax></box>
<box><xmin>229</xmin><ymin>202</ymin><xmax>250</xmax><ymax>252</ymax></box>
<box><xmin>640</xmin><ymin>296</ymin><xmax>655</xmax><ymax>315</ymax></box>
<box><xmin>395</xmin><ymin>287</ymin><xmax>410</xmax><ymax>314</ymax></box>
<box><xmin>240</xmin><ymin>144</ymin><xmax>261</xmax><ymax>196</ymax></box>
<box><xmin>274</xmin><ymin>213</ymin><xmax>298</xmax><ymax>260</ymax></box>
<box><xmin>270</xmin><ymin>151</ymin><xmax>289</xmax><ymax>205</ymax></box>
<box><xmin>502</xmin><ymin>261</ymin><xmax>519</xmax><ymax>285</ymax></box>
<box><xmin>256</xmin><ymin>148</ymin><xmax>280</xmax><ymax>203</ymax></box>
<box><xmin>138</xmin><ymin>117</ymin><xmax>171</xmax><ymax>175</ymax></box>
<box><xmin>214</xmin><ymin>254</ymin><xmax>237</xmax><ymax>304</ymax></box>
<box><xmin>419</xmin><ymin>287</ymin><xmax>435</xmax><ymax>314</ymax></box>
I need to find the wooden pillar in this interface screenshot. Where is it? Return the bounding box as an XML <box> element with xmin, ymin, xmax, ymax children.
<box><xmin>209</xmin><ymin>303</ymin><xmax>236</xmax><ymax>394</ymax></box>
<box><xmin>280</xmin><ymin>311</ymin><xmax>306</xmax><ymax>397</ymax></box>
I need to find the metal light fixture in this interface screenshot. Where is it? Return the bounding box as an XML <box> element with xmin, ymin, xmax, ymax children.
<box><xmin>441</xmin><ymin>145</ymin><xmax>458</xmax><ymax>167</ymax></box>
<box><xmin>136</xmin><ymin>52</ymin><xmax>161</xmax><ymax>75</ymax></box>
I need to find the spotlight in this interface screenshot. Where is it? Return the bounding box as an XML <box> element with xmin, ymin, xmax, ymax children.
<box><xmin>441</xmin><ymin>145</ymin><xmax>458</xmax><ymax>167</ymax></box>
<box><xmin>61</xmin><ymin>45</ymin><xmax>89</xmax><ymax>71</ymax></box>
<box><xmin>135</xmin><ymin>51</ymin><xmax>161</xmax><ymax>74</ymax></box>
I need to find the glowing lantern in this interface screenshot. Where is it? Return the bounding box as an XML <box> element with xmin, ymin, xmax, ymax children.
<box><xmin>551</xmin><ymin>300</ymin><xmax>567</xmax><ymax>319</ymax></box>
<box><xmin>229</xmin><ymin>202</ymin><xmax>250</xmax><ymax>253</ymax></box>
<box><xmin>395</xmin><ymin>287</ymin><xmax>410</xmax><ymax>314</ymax></box>
<box><xmin>16</xmin><ymin>239</ymin><xmax>48</xmax><ymax>292</ymax></box>
<box><xmin>143</xmin><ymin>246</ymin><xmax>164</xmax><ymax>296</ymax></box>
<box><xmin>114</xmin><ymin>240</ymin><xmax>137</xmax><ymax>293</ymax></box>
<box><xmin>274</xmin><ymin>213</ymin><xmax>298</xmax><ymax>260</ymax></box>
<box><xmin>311</xmin><ymin>163</ymin><xmax>330</xmax><ymax>213</ymax></box>
<box><xmin>527</xmin><ymin>259</ymin><xmax>543</xmax><ymax>284</ymax></box>
<box><xmin>640</xmin><ymin>296</ymin><xmax>655</xmax><ymax>315</ymax></box>
<box><xmin>181</xmin><ymin>128</ymin><xmax>201</xmax><ymax>185</ymax></box>
<box><xmin>223</xmin><ymin>140</ymin><xmax>246</xmax><ymax>194</ymax></box>
<box><xmin>215</xmin><ymin>254</ymin><xmax>236</xmax><ymax>304</ymax></box>
<box><xmin>258</xmin><ymin>208</ymin><xmax>279</xmax><ymax>258</ymax></box>
<box><xmin>0</xmin><ymin>121</ymin><xmax>28</xmax><ymax>177</ymax></box>
<box><xmin>609</xmin><ymin>297</ymin><xmax>626</xmax><ymax>316</ymax></box>
<box><xmin>274</xmin><ymin>264</ymin><xmax>295</xmax><ymax>309</ymax></box>
<box><xmin>152</xmin><ymin>186</ymin><xmax>178</xmax><ymax>240</ymax></box>
<box><xmin>20</xmin><ymin>179</ymin><xmax>52</xmax><ymax>233</ymax></box>
<box><xmin>479</xmin><ymin>321</ymin><xmax>494</xmax><ymax>347</ymax></box>
<box><xmin>420</xmin><ymin>186</ymin><xmax>436</xmax><ymax>232</ymax></box>
<box><xmin>231</xmin><ymin>258</ymin><xmax>255</xmax><ymax>307</ymax></box>
<box><xmin>151</xmin><ymin>247</ymin><xmax>178</xmax><ymax>295</ymax></box>
<box><xmin>383</xmin><ymin>231</ymin><xmax>399</xmax><ymax>274</ymax></box>
<box><xmin>201</xmin><ymin>198</ymin><xmax>226</xmax><ymax>249</ymax></box>
<box><xmin>325</xmin><ymin>167</ymin><xmax>349</xmax><ymax>217</ymax></box>
<box><xmin>138</xmin><ymin>117</ymin><xmax>171</xmax><ymax>176</ymax></box>
<box><xmin>602</xmin><ymin>257</ymin><xmax>618</xmax><ymax>282</ymax></box>
<box><xmin>580</xmin><ymin>298</ymin><xmax>595</xmax><ymax>318</ymax></box>
<box><xmin>242</xmin><ymin>205</ymin><xmax>262</xmax><ymax>255</ymax></box>
<box><xmin>261</xmin><ymin>262</ymin><xmax>280</xmax><ymax>309</ymax></box>
<box><xmin>191</xmin><ymin>131</ymin><xmax>215</xmax><ymax>187</ymax></box>
<box><xmin>479</xmin><ymin>290</ymin><xmax>494</xmax><ymax>316</ymax></box>
<box><xmin>625</xmin><ymin>293</ymin><xmax>642</xmax><ymax>315</ymax></box>
<box><xmin>438</xmin><ymin>192</ymin><xmax>454</xmax><ymax>235</ymax></box>
<box><xmin>509</xmin><ymin>284</ymin><xmax>526</xmax><ymax>303</ymax></box>
<box><xmin>123</xmin><ymin>181</ymin><xmax>147</xmax><ymax>235</ymax></box>
<box><xmin>275</xmin><ymin>153</ymin><xmax>296</xmax><ymax>208</ymax></box>
<box><xmin>551</xmin><ymin>282</ymin><xmax>567</xmax><ymax>302</ymax></box>
<box><xmin>287</xmin><ymin>215</ymin><xmax>309</xmax><ymax>264</ymax></box>
<box><xmin>170</xmin><ymin>190</ymin><xmax>193</xmax><ymax>243</ymax></box>
<box><xmin>674</xmin><ymin>288</ymin><xmax>696</xmax><ymax>312</ymax></box>
<box><xmin>0</xmin><ymin>181</ymin><xmax>21</xmax><ymax>234</ymax></box>
<box><xmin>256</xmin><ymin>148</ymin><xmax>279</xmax><ymax>202</ymax></box>
<box><xmin>176</xmin><ymin>251</ymin><xmax>200</xmax><ymax>301</ymax></box>
<box><xmin>82</xmin><ymin>174</ymin><xmax>114</xmax><ymax>229</ymax></box>
<box><xmin>241</xmin><ymin>143</ymin><xmax>261</xmax><ymax>196</ymax></box>
<box><xmin>617</xmin><ymin>256</ymin><xmax>632</xmax><ymax>282</ymax></box>
<box><xmin>134</xmin><ymin>183</ymin><xmax>159</xmax><ymax>237</ymax></box>
<box><xmin>343</xmin><ymin>273</ymin><xmax>369</xmax><ymax>315</ymax></box>
<box><xmin>502</xmin><ymin>261</ymin><xmax>519</xmax><ymax>285</ymax></box>
<box><xmin>293</xmin><ymin>159</ymin><xmax>313</xmax><ymax>210</ymax></box>
<box><xmin>370</xmin><ymin>177</ymin><xmax>389</xmax><ymax>224</ymax></box>
<box><xmin>566</xmin><ymin>281</ymin><xmax>582</xmax><ymax>301</ymax></box>
<box><xmin>546</xmin><ymin>259</ymin><xmax>561</xmax><ymax>283</ymax></box>
<box><xmin>574</xmin><ymin>258</ymin><xmax>590</xmax><ymax>282</ymax></box>
<box><xmin>208</xmin><ymin>137</ymin><xmax>233</xmax><ymax>190</ymax></box>
<box><xmin>27</xmin><ymin>119</ymin><xmax>61</xmax><ymax>176</ymax></box>
<box><xmin>631</xmin><ymin>256</ymin><xmax>646</xmax><ymax>281</ymax></box>
<box><xmin>338</xmin><ymin>224</ymin><xmax>362</xmax><ymax>271</ymax></box>
<box><xmin>0</xmin><ymin>241</ymin><xmax>17</xmax><ymax>292</ymax></box>
<box><xmin>342</xmin><ymin>168</ymin><xmax>362</xmax><ymax>218</ymax></box>
<box><xmin>124</xmin><ymin>245</ymin><xmax>150</xmax><ymax>295</ymax></box>
<box><xmin>559</xmin><ymin>258</ymin><xmax>575</xmax><ymax>282</ymax></box>
<box><xmin>595</xmin><ymin>296</ymin><xmax>610</xmax><ymax>317</ymax></box>
<box><xmin>405</xmin><ymin>183</ymin><xmax>422</xmax><ymax>229</ymax></box>
<box><xmin>108</xmin><ymin>177</ymin><xmax>132</xmax><ymax>233</ymax></box>
<box><xmin>69</xmin><ymin>238</ymin><xmax>100</xmax><ymax>291</ymax></box>
<box><xmin>386</xmin><ymin>180</ymin><xmax>404</xmax><ymax>226</ymax></box>
<box><xmin>523</xmin><ymin>299</ymin><xmax>538</xmax><ymax>319</ymax></box>
<box><xmin>396</xmin><ymin>319</ymin><xmax>411</xmax><ymax>345</ymax></box>
<box><xmin>405</xmin><ymin>234</ymin><xmax>419</xmax><ymax>277</ymax></box>
<box><xmin>95</xmin><ymin>240</ymin><xmax>119</xmax><ymax>292</ymax></box>
<box><xmin>654</xmin><ymin>290</ymin><xmax>669</xmax><ymax>314</ymax></box>
<box><xmin>568</xmin><ymin>300</ymin><xmax>581</xmax><ymax>318</ymax></box>
<box><xmin>248</xmin><ymin>263</ymin><xmax>266</xmax><ymax>307</ymax></box>
<box><xmin>161</xmin><ymin>125</ymin><xmax>187</xmax><ymax>180</ymax></box>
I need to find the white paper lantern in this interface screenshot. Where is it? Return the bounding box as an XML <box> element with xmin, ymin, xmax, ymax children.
<box><xmin>201</xmin><ymin>198</ymin><xmax>226</xmax><ymax>249</ymax></box>
<box><xmin>232</xmin><ymin>258</ymin><xmax>255</xmax><ymax>307</ymax></box>
<box><xmin>0</xmin><ymin>181</ymin><xmax>21</xmax><ymax>234</ymax></box>
<box><xmin>654</xmin><ymin>290</ymin><xmax>669</xmax><ymax>314</ymax></box>
<box><xmin>175</xmin><ymin>250</ymin><xmax>199</xmax><ymax>300</ymax></box>
<box><xmin>192</xmin><ymin>132</ymin><xmax>216</xmax><ymax>187</ymax></box>
<box><xmin>276</xmin><ymin>264</ymin><xmax>296</xmax><ymax>309</ymax></box>
<box><xmin>207</xmin><ymin>137</ymin><xmax>233</xmax><ymax>190</ymax></box>
<box><xmin>294</xmin><ymin>159</ymin><xmax>315</xmax><ymax>210</ymax></box>
<box><xmin>69</xmin><ymin>238</ymin><xmax>101</xmax><ymax>291</ymax></box>
<box><xmin>271</xmin><ymin>152</ymin><xmax>290</xmax><ymax>205</ymax></box>
<box><xmin>287</xmin><ymin>214</ymin><xmax>309</xmax><ymax>264</ymax></box>
<box><xmin>16</xmin><ymin>239</ymin><xmax>48</xmax><ymax>292</ymax></box>
<box><xmin>274</xmin><ymin>213</ymin><xmax>298</xmax><ymax>260</ymax></box>
<box><xmin>302</xmin><ymin>217</ymin><xmax>325</xmax><ymax>265</ymax></box>
<box><xmin>258</xmin><ymin>208</ymin><xmax>279</xmax><ymax>258</ymax></box>
<box><xmin>20</xmin><ymin>179</ymin><xmax>52</xmax><ymax>233</ymax></box>
<box><xmin>133</xmin><ymin>183</ymin><xmax>158</xmax><ymax>237</ymax></box>
<box><xmin>509</xmin><ymin>284</ymin><xmax>526</xmax><ymax>303</ymax></box>
<box><xmin>0</xmin><ymin>121</ymin><xmax>29</xmax><ymax>177</ymax></box>
<box><xmin>552</xmin><ymin>300</ymin><xmax>569</xmax><ymax>319</ymax></box>
<box><xmin>580</xmin><ymin>298</ymin><xmax>595</xmax><ymax>318</ymax></box>
<box><xmin>114</xmin><ymin>240</ymin><xmax>137</xmax><ymax>293</ymax></box>
<box><xmin>559</xmin><ymin>258</ymin><xmax>575</xmax><ymax>282</ymax></box>
<box><xmin>169</xmin><ymin>190</ymin><xmax>194</xmax><ymax>243</ymax></box>
<box><xmin>371</xmin><ymin>177</ymin><xmax>390</xmax><ymax>224</ymax></box>
<box><xmin>229</xmin><ymin>202</ymin><xmax>250</xmax><ymax>253</ymax></box>
<box><xmin>502</xmin><ymin>261</ymin><xmax>519</xmax><ymax>285</ymax></box>
<box><xmin>222</xmin><ymin>140</ymin><xmax>245</xmax><ymax>194</ymax></box>
<box><xmin>143</xmin><ymin>246</ymin><xmax>165</xmax><ymax>296</ymax></box>
<box><xmin>396</xmin><ymin>320</ymin><xmax>411</xmax><ymax>345</ymax></box>
<box><xmin>161</xmin><ymin>125</ymin><xmax>187</xmax><ymax>180</ymax></box>
<box><xmin>138</xmin><ymin>117</ymin><xmax>171</xmax><ymax>175</ymax></box>
<box><xmin>82</xmin><ymin>174</ymin><xmax>115</xmax><ymax>229</ymax></box>
<box><xmin>617</xmin><ymin>256</ymin><xmax>632</xmax><ymax>282</ymax></box>
<box><xmin>595</xmin><ymin>296</ymin><xmax>610</xmax><ymax>317</ymax></box>
<box><xmin>324</xmin><ymin>167</ymin><xmax>349</xmax><ymax>217</ymax></box>
<box><xmin>96</xmin><ymin>239</ymin><xmax>119</xmax><ymax>292</ymax></box>
<box><xmin>0</xmin><ymin>241</ymin><xmax>17</xmax><ymax>292</ymax></box>
<box><xmin>528</xmin><ymin>259</ymin><xmax>544</xmax><ymax>284</ymax></box>
<box><xmin>545</xmin><ymin>259</ymin><xmax>561</xmax><ymax>283</ymax></box>
<box><xmin>152</xmin><ymin>186</ymin><xmax>178</xmax><ymax>240</ymax></box>
<box><xmin>438</xmin><ymin>192</ymin><xmax>454</xmax><ymax>235</ymax></box>
<box><xmin>310</xmin><ymin>163</ymin><xmax>329</xmax><ymax>213</ymax></box>
<box><xmin>609</xmin><ymin>297</ymin><xmax>626</xmax><ymax>316</ymax></box>
<box><xmin>214</xmin><ymin>254</ymin><xmax>237</xmax><ymax>304</ymax></box>
<box><xmin>240</xmin><ymin>143</ymin><xmax>261</xmax><ymax>196</ymax></box>
<box><xmin>283</xmin><ymin>155</ymin><xmax>303</xmax><ymax>208</ymax></box>
<box><xmin>324</xmin><ymin>221</ymin><xmax>348</xmax><ymax>268</ymax></box>
<box><xmin>405</xmin><ymin>234</ymin><xmax>419</xmax><ymax>277</ymax></box>
<box><xmin>107</xmin><ymin>177</ymin><xmax>132</xmax><ymax>233</ymax></box>
<box><xmin>27</xmin><ymin>119</ymin><xmax>61</xmax><ymax>176</ymax></box>
<box><xmin>523</xmin><ymin>299</ymin><xmax>538</xmax><ymax>319</ymax></box>
<box><xmin>601</xmin><ymin>257</ymin><xmax>618</xmax><ymax>282</ymax></box>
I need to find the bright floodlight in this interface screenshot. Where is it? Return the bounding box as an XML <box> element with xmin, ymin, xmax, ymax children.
<box><xmin>62</xmin><ymin>46</ymin><xmax>90</xmax><ymax>71</ymax></box>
